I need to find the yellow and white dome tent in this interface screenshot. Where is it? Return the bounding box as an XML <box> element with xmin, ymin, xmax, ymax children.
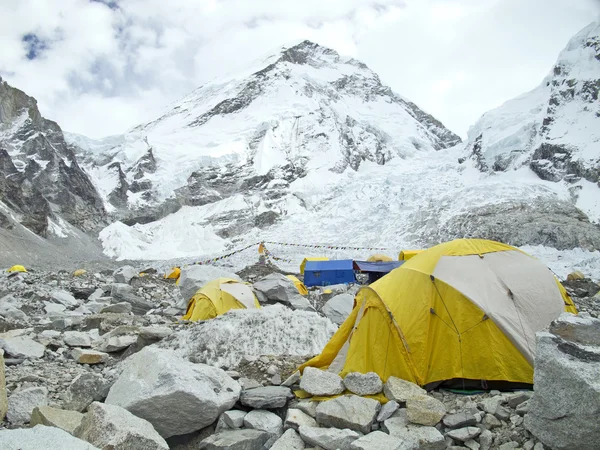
<box><xmin>182</xmin><ymin>278</ymin><xmax>260</xmax><ymax>322</ymax></box>
<box><xmin>300</xmin><ymin>239</ymin><xmax>577</xmax><ymax>389</ymax></box>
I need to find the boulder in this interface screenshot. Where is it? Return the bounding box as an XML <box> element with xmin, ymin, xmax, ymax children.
<box><xmin>110</xmin><ymin>284</ymin><xmax>153</xmax><ymax>315</ymax></box>
<box><xmin>322</xmin><ymin>293</ymin><xmax>354</xmax><ymax>325</ymax></box>
<box><xmin>113</xmin><ymin>265</ymin><xmax>138</xmax><ymax>284</ymax></box>
<box><xmin>7</xmin><ymin>386</ymin><xmax>48</xmax><ymax>424</ymax></box>
<box><xmin>0</xmin><ymin>425</ymin><xmax>100</xmax><ymax>450</ymax></box>
<box><xmin>253</xmin><ymin>273</ymin><xmax>314</xmax><ymax>311</ymax></box>
<box><xmin>381</xmin><ymin>409</ymin><xmax>410</xmax><ymax>434</ymax></box>
<box><xmin>524</xmin><ymin>318</ymin><xmax>600</xmax><ymax>450</ymax></box>
<box><xmin>298</xmin><ymin>425</ymin><xmax>362</xmax><ymax>450</ymax></box>
<box><xmin>377</xmin><ymin>400</ymin><xmax>399</xmax><ymax>422</ymax></box>
<box><xmin>296</xmin><ymin>400</ymin><xmax>318</xmax><ymax>418</ymax></box>
<box><xmin>285</xmin><ymin>408</ymin><xmax>318</xmax><ymax>430</ymax></box>
<box><xmin>72</xmin><ymin>349</ymin><xmax>109</xmax><ymax>364</ymax></box>
<box><xmin>446</xmin><ymin>427</ymin><xmax>482</xmax><ymax>442</ymax></box>
<box><xmin>243</xmin><ymin>409</ymin><xmax>283</xmax><ymax>437</ymax></box>
<box><xmin>240</xmin><ymin>386</ymin><xmax>293</xmax><ymax>409</ymax></box>
<box><xmin>0</xmin><ymin>349</ymin><xmax>7</xmax><ymax>420</ymax></box>
<box><xmin>316</xmin><ymin>395</ymin><xmax>381</xmax><ymax>434</ymax></box>
<box><xmin>383</xmin><ymin>376</ymin><xmax>426</xmax><ymax>403</ymax></box>
<box><xmin>50</xmin><ymin>289</ymin><xmax>79</xmax><ymax>307</ymax></box>
<box><xmin>406</xmin><ymin>395</ymin><xmax>446</xmax><ymax>426</ymax></box>
<box><xmin>30</xmin><ymin>405</ymin><xmax>84</xmax><ymax>434</ymax></box>
<box><xmin>271</xmin><ymin>428</ymin><xmax>305</xmax><ymax>450</ymax></box>
<box><xmin>222</xmin><ymin>410</ymin><xmax>247</xmax><ymax>428</ymax></box>
<box><xmin>94</xmin><ymin>326</ymin><xmax>138</xmax><ymax>352</ymax></box>
<box><xmin>105</xmin><ymin>346</ymin><xmax>241</xmax><ymax>438</ymax></box>
<box><xmin>282</xmin><ymin>370</ymin><xmax>301</xmax><ymax>387</ymax></box>
<box><xmin>300</xmin><ymin>367</ymin><xmax>344</xmax><ymax>396</ymax></box>
<box><xmin>349</xmin><ymin>431</ymin><xmax>409</xmax><ymax>450</ymax></box>
<box><xmin>75</xmin><ymin>402</ymin><xmax>168</xmax><ymax>450</ymax></box>
<box><xmin>0</xmin><ymin>336</ymin><xmax>45</xmax><ymax>359</ymax></box>
<box><xmin>139</xmin><ymin>326</ymin><xmax>173</xmax><ymax>340</ymax></box>
<box><xmin>99</xmin><ymin>302</ymin><xmax>132</xmax><ymax>314</ymax></box>
<box><xmin>343</xmin><ymin>372</ymin><xmax>383</xmax><ymax>396</ymax></box>
<box><xmin>382</xmin><ymin>410</ymin><xmax>445</xmax><ymax>449</ymax></box>
<box><xmin>198</xmin><ymin>429</ymin><xmax>270</xmax><ymax>450</ymax></box>
<box><xmin>442</xmin><ymin>411</ymin><xmax>477</xmax><ymax>429</ymax></box>
<box><xmin>45</xmin><ymin>302</ymin><xmax>67</xmax><ymax>315</ymax></box>
<box><xmin>63</xmin><ymin>331</ymin><xmax>93</xmax><ymax>348</ymax></box>
<box><xmin>549</xmin><ymin>313</ymin><xmax>600</xmax><ymax>346</ymax></box>
<box><xmin>63</xmin><ymin>373</ymin><xmax>110</xmax><ymax>412</ymax></box>
<box><xmin>505</xmin><ymin>392</ymin><xmax>532</xmax><ymax>408</ymax></box>
<box><xmin>179</xmin><ymin>265</ymin><xmax>242</xmax><ymax>302</ymax></box>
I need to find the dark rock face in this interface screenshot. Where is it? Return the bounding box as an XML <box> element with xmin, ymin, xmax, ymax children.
<box><xmin>0</xmin><ymin>80</ymin><xmax>106</xmax><ymax>236</ymax></box>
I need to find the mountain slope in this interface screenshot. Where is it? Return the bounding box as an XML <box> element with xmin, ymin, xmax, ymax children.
<box><xmin>465</xmin><ymin>20</ymin><xmax>600</xmax><ymax>222</ymax></box>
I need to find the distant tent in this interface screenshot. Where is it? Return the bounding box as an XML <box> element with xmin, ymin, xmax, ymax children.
<box><xmin>301</xmin><ymin>239</ymin><xmax>578</xmax><ymax>389</ymax></box>
<box><xmin>300</xmin><ymin>257</ymin><xmax>329</xmax><ymax>275</ymax></box>
<box><xmin>304</xmin><ymin>260</ymin><xmax>355</xmax><ymax>287</ymax></box>
<box><xmin>165</xmin><ymin>267</ymin><xmax>181</xmax><ymax>280</ymax></box>
<box><xmin>367</xmin><ymin>254</ymin><xmax>393</xmax><ymax>262</ymax></box>
<box><xmin>7</xmin><ymin>265</ymin><xmax>27</xmax><ymax>273</ymax></box>
<box><xmin>182</xmin><ymin>278</ymin><xmax>260</xmax><ymax>321</ymax></box>
<box><xmin>353</xmin><ymin>260</ymin><xmax>404</xmax><ymax>283</ymax></box>
<box><xmin>398</xmin><ymin>250</ymin><xmax>423</xmax><ymax>261</ymax></box>
<box><xmin>286</xmin><ymin>275</ymin><xmax>309</xmax><ymax>296</ymax></box>
<box><xmin>73</xmin><ymin>269</ymin><xmax>87</xmax><ymax>277</ymax></box>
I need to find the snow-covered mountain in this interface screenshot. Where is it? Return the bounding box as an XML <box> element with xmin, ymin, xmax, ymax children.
<box><xmin>465</xmin><ymin>21</ymin><xmax>600</xmax><ymax>222</ymax></box>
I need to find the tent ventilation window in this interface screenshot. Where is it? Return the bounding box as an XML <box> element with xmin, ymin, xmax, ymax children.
<box><xmin>482</xmin><ymin>314</ymin><xmax>489</xmax><ymax>321</ymax></box>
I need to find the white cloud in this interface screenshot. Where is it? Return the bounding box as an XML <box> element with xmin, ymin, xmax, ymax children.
<box><xmin>0</xmin><ymin>0</ymin><xmax>598</xmax><ymax>138</ymax></box>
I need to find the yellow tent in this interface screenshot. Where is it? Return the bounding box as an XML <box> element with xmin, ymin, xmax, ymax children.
<box><xmin>300</xmin><ymin>257</ymin><xmax>329</xmax><ymax>275</ymax></box>
<box><xmin>367</xmin><ymin>254</ymin><xmax>393</xmax><ymax>262</ymax></box>
<box><xmin>182</xmin><ymin>278</ymin><xmax>260</xmax><ymax>321</ymax></box>
<box><xmin>7</xmin><ymin>265</ymin><xmax>27</xmax><ymax>273</ymax></box>
<box><xmin>73</xmin><ymin>269</ymin><xmax>87</xmax><ymax>277</ymax></box>
<box><xmin>286</xmin><ymin>275</ymin><xmax>309</xmax><ymax>296</ymax></box>
<box><xmin>398</xmin><ymin>250</ymin><xmax>423</xmax><ymax>261</ymax></box>
<box><xmin>301</xmin><ymin>239</ymin><xmax>577</xmax><ymax>388</ymax></box>
<box><xmin>165</xmin><ymin>267</ymin><xmax>181</xmax><ymax>280</ymax></box>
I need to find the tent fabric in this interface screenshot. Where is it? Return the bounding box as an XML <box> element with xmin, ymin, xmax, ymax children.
<box><xmin>303</xmin><ymin>260</ymin><xmax>355</xmax><ymax>287</ymax></box>
<box><xmin>367</xmin><ymin>254</ymin><xmax>393</xmax><ymax>262</ymax></box>
<box><xmin>300</xmin><ymin>238</ymin><xmax>578</xmax><ymax>387</ymax></box>
<box><xmin>73</xmin><ymin>269</ymin><xmax>87</xmax><ymax>277</ymax></box>
<box><xmin>182</xmin><ymin>278</ymin><xmax>260</xmax><ymax>321</ymax></box>
<box><xmin>398</xmin><ymin>250</ymin><xmax>424</xmax><ymax>261</ymax></box>
<box><xmin>7</xmin><ymin>265</ymin><xmax>27</xmax><ymax>273</ymax></box>
<box><xmin>286</xmin><ymin>275</ymin><xmax>309</xmax><ymax>296</ymax></box>
<box><xmin>165</xmin><ymin>267</ymin><xmax>181</xmax><ymax>280</ymax></box>
<box><xmin>300</xmin><ymin>257</ymin><xmax>329</xmax><ymax>275</ymax></box>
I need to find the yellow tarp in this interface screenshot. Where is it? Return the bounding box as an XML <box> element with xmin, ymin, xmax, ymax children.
<box><xmin>300</xmin><ymin>257</ymin><xmax>329</xmax><ymax>275</ymax></box>
<box><xmin>73</xmin><ymin>269</ymin><xmax>87</xmax><ymax>277</ymax></box>
<box><xmin>286</xmin><ymin>275</ymin><xmax>309</xmax><ymax>296</ymax></box>
<box><xmin>398</xmin><ymin>250</ymin><xmax>423</xmax><ymax>261</ymax></box>
<box><xmin>7</xmin><ymin>265</ymin><xmax>27</xmax><ymax>273</ymax></box>
<box><xmin>367</xmin><ymin>254</ymin><xmax>393</xmax><ymax>262</ymax></box>
<box><xmin>165</xmin><ymin>267</ymin><xmax>181</xmax><ymax>280</ymax></box>
<box><xmin>301</xmin><ymin>238</ymin><xmax>578</xmax><ymax>387</ymax></box>
<box><xmin>182</xmin><ymin>278</ymin><xmax>260</xmax><ymax>322</ymax></box>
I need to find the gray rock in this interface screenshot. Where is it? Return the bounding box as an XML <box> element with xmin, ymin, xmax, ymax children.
<box><xmin>446</xmin><ymin>427</ymin><xmax>481</xmax><ymax>442</ymax></box>
<box><xmin>494</xmin><ymin>405</ymin><xmax>511</xmax><ymax>421</ymax></box>
<box><xmin>0</xmin><ymin>303</ymin><xmax>28</xmax><ymax>322</ymax></box>
<box><xmin>240</xmin><ymin>386</ymin><xmax>293</xmax><ymax>409</ymax></box>
<box><xmin>244</xmin><ymin>409</ymin><xmax>283</xmax><ymax>437</ymax></box>
<box><xmin>382</xmin><ymin>410</ymin><xmax>445</xmax><ymax>450</ymax></box>
<box><xmin>222</xmin><ymin>410</ymin><xmax>247</xmax><ymax>428</ymax></box>
<box><xmin>316</xmin><ymin>394</ymin><xmax>381</xmax><ymax>434</ymax></box>
<box><xmin>350</xmin><ymin>431</ymin><xmax>411</xmax><ymax>450</ymax></box>
<box><xmin>50</xmin><ymin>289</ymin><xmax>79</xmax><ymax>307</ymax></box>
<box><xmin>285</xmin><ymin>408</ymin><xmax>318</xmax><ymax>430</ymax></box>
<box><xmin>406</xmin><ymin>395</ymin><xmax>446</xmax><ymax>426</ymax></box>
<box><xmin>253</xmin><ymin>273</ymin><xmax>314</xmax><ymax>311</ymax></box>
<box><xmin>271</xmin><ymin>428</ymin><xmax>305</xmax><ymax>450</ymax></box>
<box><xmin>113</xmin><ymin>265</ymin><xmax>138</xmax><ymax>284</ymax></box>
<box><xmin>516</xmin><ymin>400</ymin><xmax>530</xmax><ymax>416</ymax></box>
<box><xmin>239</xmin><ymin>377</ymin><xmax>261</xmax><ymax>390</ymax></box>
<box><xmin>299</xmin><ymin>425</ymin><xmax>362</xmax><ymax>450</ymax></box>
<box><xmin>72</xmin><ymin>348</ymin><xmax>109</xmax><ymax>364</ymax></box>
<box><xmin>75</xmin><ymin>402</ymin><xmax>168</xmax><ymax>449</ymax></box>
<box><xmin>179</xmin><ymin>265</ymin><xmax>242</xmax><ymax>302</ymax></box>
<box><xmin>30</xmin><ymin>405</ymin><xmax>84</xmax><ymax>434</ymax></box>
<box><xmin>282</xmin><ymin>370</ymin><xmax>301</xmax><ymax>387</ymax></box>
<box><xmin>110</xmin><ymin>283</ymin><xmax>153</xmax><ymax>315</ymax></box>
<box><xmin>524</xmin><ymin>327</ymin><xmax>600</xmax><ymax>450</ymax></box>
<box><xmin>99</xmin><ymin>302</ymin><xmax>132</xmax><ymax>314</ymax></box>
<box><xmin>322</xmin><ymin>293</ymin><xmax>354</xmax><ymax>325</ymax></box>
<box><xmin>377</xmin><ymin>400</ymin><xmax>399</xmax><ymax>422</ymax></box>
<box><xmin>7</xmin><ymin>386</ymin><xmax>48</xmax><ymax>424</ymax></box>
<box><xmin>106</xmin><ymin>346</ymin><xmax>241</xmax><ymax>438</ymax></box>
<box><xmin>498</xmin><ymin>443</ymin><xmax>519</xmax><ymax>450</ymax></box>
<box><xmin>482</xmin><ymin>413</ymin><xmax>502</xmax><ymax>429</ymax></box>
<box><xmin>63</xmin><ymin>331</ymin><xmax>93</xmax><ymax>348</ymax></box>
<box><xmin>94</xmin><ymin>331</ymin><xmax>138</xmax><ymax>352</ymax></box>
<box><xmin>442</xmin><ymin>411</ymin><xmax>477</xmax><ymax>429</ymax></box>
<box><xmin>1</xmin><ymin>349</ymin><xmax>7</xmax><ymax>420</ymax></box>
<box><xmin>139</xmin><ymin>326</ymin><xmax>172</xmax><ymax>340</ymax></box>
<box><xmin>296</xmin><ymin>400</ymin><xmax>318</xmax><ymax>418</ymax></box>
<box><xmin>506</xmin><ymin>391</ymin><xmax>533</xmax><ymax>408</ymax></box>
<box><xmin>479</xmin><ymin>429</ymin><xmax>493</xmax><ymax>450</ymax></box>
<box><xmin>300</xmin><ymin>367</ymin><xmax>344</xmax><ymax>396</ymax></box>
<box><xmin>198</xmin><ymin>429</ymin><xmax>270</xmax><ymax>450</ymax></box>
<box><xmin>383</xmin><ymin>376</ymin><xmax>426</xmax><ymax>403</ymax></box>
<box><xmin>343</xmin><ymin>372</ymin><xmax>383</xmax><ymax>396</ymax></box>
<box><xmin>0</xmin><ymin>425</ymin><xmax>99</xmax><ymax>450</ymax></box>
<box><xmin>64</xmin><ymin>373</ymin><xmax>109</xmax><ymax>412</ymax></box>
<box><xmin>381</xmin><ymin>409</ymin><xmax>410</xmax><ymax>434</ymax></box>
<box><xmin>0</xmin><ymin>336</ymin><xmax>45</xmax><ymax>359</ymax></box>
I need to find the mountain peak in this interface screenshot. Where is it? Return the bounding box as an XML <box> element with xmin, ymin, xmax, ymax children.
<box><xmin>278</xmin><ymin>40</ymin><xmax>340</xmax><ymax>65</ymax></box>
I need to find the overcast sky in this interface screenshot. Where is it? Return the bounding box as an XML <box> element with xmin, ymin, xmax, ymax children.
<box><xmin>1</xmin><ymin>0</ymin><xmax>598</xmax><ymax>139</ymax></box>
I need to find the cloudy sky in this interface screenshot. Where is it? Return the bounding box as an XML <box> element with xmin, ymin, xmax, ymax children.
<box><xmin>1</xmin><ymin>0</ymin><xmax>598</xmax><ymax>139</ymax></box>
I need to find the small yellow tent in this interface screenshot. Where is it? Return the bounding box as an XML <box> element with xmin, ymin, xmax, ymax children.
<box><xmin>165</xmin><ymin>267</ymin><xmax>181</xmax><ymax>280</ymax></box>
<box><xmin>286</xmin><ymin>275</ymin><xmax>309</xmax><ymax>296</ymax></box>
<box><xmin>182</xmin><ymin>278</ymin><xmax>260</xmax><ymax>321</ymax></box>
<box><xmin>73</xmin><ymin>269</ymin><xmax>87</xmax><ymax>277</ymax></box>
<box><xmin>301</xmin><ymin>239</ymin><xmax>577</xmax><ymax>388</ymax></box>
<box><xmin>7</xmin><ymin>265</ymin><xmax>27</xmax><ymax>273</ymax></box>
<box><xmin>300</xmin><ymin>257</ymin><xmax>329</xmax><ymax>275</ymax></box>
<box><xmin>398</xmin><ymin>250</ymin><xmax>423</xmax><ymax>261</ymax></box>
<box><xmin>367</xmin><ymin>254</ymin><xmax>393</xmax><ymax>262</ymax></box>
